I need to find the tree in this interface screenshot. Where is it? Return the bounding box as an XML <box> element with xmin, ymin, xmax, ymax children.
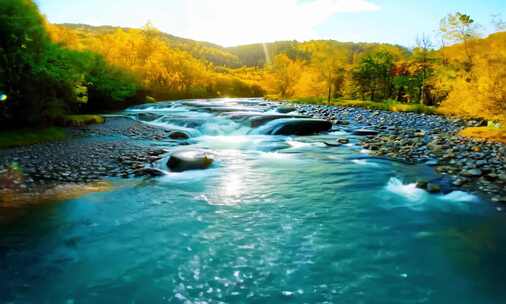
<box><xmin>353</xmin><ymin>51</ymin><xmax>395</xmax><ymax>101</ymax></box>
<box><xmin>440</xmin><ymin>12</ymin><xmax>480</xmax><ymax>67</ymax></box>
<box><xmin>299</xmin><ymin>41</ymin><xmax>349</xmax><ymax>103</ymax></box>
<box><xmin>413</xmin><ymin>34</ymin><xmax>435</xmax><ymax>104</ymax></box>
<box><xmin>270</xmin><ymin>54</ymin><xmax>303</xmax><ymax>98</ymax></box>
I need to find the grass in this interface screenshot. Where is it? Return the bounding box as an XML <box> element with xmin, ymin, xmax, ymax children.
<box><xmin>0</xmin><ymin>115</ymin><xmax>104</xmax><ymax>149</ymax></box>
<box><xmin>268</xmin><ymin>95</ymin><xmax>437</xmax><ymax>115</ymax></box>
<box><xmin>458</xmin><ymin>127</ymin><xmax>506</xmax><ymax>144</ymax></box>
<box><xmin>62</xmin><ymin>114</ymin><xmax>105</xmax><ymax>126</ymax></box>
<box><xmin>0</xmin><ymin>127</ymin><xmax>67</xmax><ymax>149</ymax></box>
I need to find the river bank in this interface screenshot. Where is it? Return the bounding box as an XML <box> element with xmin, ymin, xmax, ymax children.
<box><xmin>0</xmin><ymin>116</ymin><xmax>175</xmax><ymax>205</ymax></box>
<box><xmin>296</xmin><ymin>103</ymin><xmax>506</xmax><ymax>202</ymax></box>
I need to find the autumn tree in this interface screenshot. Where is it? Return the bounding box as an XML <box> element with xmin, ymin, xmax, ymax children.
<box><xmin>440</xmin><ymin>12</ymin><xmax>480</xmax><ymax>68</ymax></box>
<box><xmin>269</xmin><ymin>54</ymin><xmax>303</xmax><ymax>98</ymax></box>
<box><xmin>299</xmin><ymin>41</ymin><xmax>350</xmax><ymax>103</ymax></box>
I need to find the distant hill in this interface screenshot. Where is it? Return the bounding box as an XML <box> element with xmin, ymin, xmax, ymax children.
<box><xmin>60</xmin><ymin>23</ymin><xmax>242</xmax><ymax>67</ymax></box>
<box><xmin>59</xmin><ymin>24</ymin><xmax>410</xmax><ymax>68</ymax></box>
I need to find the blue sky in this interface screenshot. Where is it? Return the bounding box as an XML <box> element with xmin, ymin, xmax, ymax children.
<box><xmin>36</xmin><ymin>0</ymin><xmax>506</xmax><ymax>47</ymax></box>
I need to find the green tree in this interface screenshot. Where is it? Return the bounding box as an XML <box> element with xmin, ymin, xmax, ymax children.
<box><xmin>353</xmin><ymin>51</ymin><xmax>395</xmax><ymax>101</ymax></box>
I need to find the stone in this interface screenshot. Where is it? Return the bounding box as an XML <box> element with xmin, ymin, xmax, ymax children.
<box><xmin>416</xmin><ymin>180</ymin><xmax>428</xmax><ymax>190</ymax></box>
<box><xmin>134</xmin><ymin>167</ymin><xmax>166</xmax><ymax>177</ymax></box>
<box><xmin>462</xmin><ymin>169</ymin><xmax>483</xmax><ymax>177</ymax></box>
<box><xmin>352</xmin><ymin>129</ymin><xmax>379</xmax><ymax>136</ymax></box>
<box><xmin>337</xmin><ymin>138</ymin><xmax>350</xmax><ymax>144</ymax></box>
<box><xmin>414</xmin><ymin>130</ymin><xmax>426</xmax><ymax>137</ymax></box>
<box><xmin>491</xmin><ymin>196</ymin><xmax>506</xmax><ymax>203</ymax></box>
<box><xmin>452</xmin><ymin>178</ymin><xmax>468</xmax><ymax>186</ymax></box>
<box><xmin>169</xmin><ymin>131</ymin><xmax>191</xmax><ymax>140</ymax></box>
<box><xmin>167</xmin><ymin>150</ymin><xmax>215</xmax><ymax>172</ymax></box>
<box><xmin>276</xmin><ymin>105</ymin><xmax>297</xmax><ymax>114</ymax></box>
<box><xmin>427</xmin><ymin>183</ymin><xmax>441</xmax><ymax>193</ymax></box>
<box><xmin>334</xmin><ymin>120</ymin><xmax>350</xmax><ymax>125</ymax></box>
<box><xmin>425</xmin><ymin>159</ymin><xmax>439</xmax><ymax>167</ymax></box>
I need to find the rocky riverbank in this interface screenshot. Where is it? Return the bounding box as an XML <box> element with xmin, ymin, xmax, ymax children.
<box><xmin>296</xmin><ymin>103</ymin><xmax>506</xmax><ymax>203</ymax></box>
<box><xmin>0</xmin><ymin>116</ymin><xmax>177</xmax><ymax>204</ymax></box>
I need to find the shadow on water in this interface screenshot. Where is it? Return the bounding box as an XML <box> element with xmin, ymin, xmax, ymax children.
<box><xmin>439</xmin><ymin>216</ymin><xmax>506</xmax><ymax>298</ymax></box>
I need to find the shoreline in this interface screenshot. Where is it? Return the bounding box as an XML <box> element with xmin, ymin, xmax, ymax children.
<box><xmin>295</xmin><ymin>103</ymin><xmax>506</xmax><ymax>203</ymax></box>
<box><xmin>0</xmin><ymin>116</ymin><xmax>174</xmax><ymax>207</ymax></box>
<box><xmin>0</xmin><ymin>100</ymin><xmax>505</xmax><ymax>207</ymax></box>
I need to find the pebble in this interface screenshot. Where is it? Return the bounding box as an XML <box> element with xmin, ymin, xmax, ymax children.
<box><xmin>0</xmin><ymin>117</ymin><xmax>174</xmax><ymax>190</ymax></box>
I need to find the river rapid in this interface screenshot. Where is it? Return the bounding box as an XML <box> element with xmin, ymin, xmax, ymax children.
<box><xmin>1</xmin><ymin>98</ymin><xmax>506</xmax><ymax>303</ymax></box>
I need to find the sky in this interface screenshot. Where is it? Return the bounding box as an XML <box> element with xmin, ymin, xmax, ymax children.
<box><xmin>36</xmin><ymin>0</ymin><xmax>506</xmax><ymax>47</ymax></box>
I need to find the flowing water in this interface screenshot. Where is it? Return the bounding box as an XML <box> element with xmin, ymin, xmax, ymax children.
<box><xmin>1</xmin><ymin>98</ymin><xmax>506</xmax><ymax>303</ymax></box>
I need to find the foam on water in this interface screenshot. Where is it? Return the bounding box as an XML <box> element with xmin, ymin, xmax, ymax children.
<box><xmin>385</xmin><ymin>177</ymin><xmax>426</xmax><ymax>202</ymax></box>
<box><xmin>286</xmin><ymin>140</ymin><xmax>326</xmax><ymax>150</ymax></box>
<box><xmin>352</xmin><ymin>159</ymin><xmax>381</xmax><ymax>167</ymax></box>
<box><xmin>158</xmin><ymin>168</ymin><xmax>220</xmax><ymax>184</ymax></box>
<box><xmin>439</xmin><ymin>191</ymin><xmax>479</xmax><ymax>203</ymax></box>
<box><xmin>198</xmin><ymin>135</ymin><xmax>268</xmax><ymax>150</ymax></box>
<box><xmin>147</xmin><ymin>121</ymin><xmax>201</xmax><ymax>136</ymax></box>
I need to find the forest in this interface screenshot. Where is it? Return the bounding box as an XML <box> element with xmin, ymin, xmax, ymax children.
<box><xmin>1</xmin><ymin>0</ymin><xmax>505</xmax><ymax>129</ymax></box>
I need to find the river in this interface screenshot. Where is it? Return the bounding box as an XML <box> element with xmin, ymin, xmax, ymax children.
<box><xmin>1</xmin><ymin>98</ymin><xmax>506</xmax><ymax>303</ymax></box>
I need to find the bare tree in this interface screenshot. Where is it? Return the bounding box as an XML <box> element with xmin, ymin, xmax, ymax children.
<box><xmin>415</xmin><ymin>34</ymin><xmax>434</xmax><ymax>104</ymax></box>
<box><xmin>440</xmin><ymin>12</ymin><xmax>480</xmax><ymax>68</ymax></box>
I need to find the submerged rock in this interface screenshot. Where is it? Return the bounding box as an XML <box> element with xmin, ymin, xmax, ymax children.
<box><xmin>134</xmin><ymin>167</ymin><xmax>167</xmax><ymax>177</ymax></box>
<box><xmin>167</xmin><ymin>150</ymin><xmax>215</xmax><ymax>172</ymax></box>
<box><xmin>276</xmin><ymin>105</ymin><xmax>297</xmax><ymax>114</ymax></box>
<box><xmin>426</xmin><ymin>183</ymin><xmax>441</xmax><ymax>193</ymax></box>
<box><xmin>416</xmin><ymin>180</ymin><xmax>428</xmax><ymax>190</ymax></box>
<box><xmin>169</xmin><ymin>131</ymin><xmax>191</xmax><ymax>140</ymax></box>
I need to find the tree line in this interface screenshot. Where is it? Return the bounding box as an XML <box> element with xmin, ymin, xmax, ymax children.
<box><xmin>1</xmin><ymin>0</ymin><xmax>504</xmax><ymax>129</ymax></box>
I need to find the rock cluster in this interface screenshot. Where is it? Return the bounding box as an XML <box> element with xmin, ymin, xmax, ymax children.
<box><xmin>0</xmin><ymin>117</ymin><xmax>174</xmax><ymax>191</ymax></box>
<box><xmin>296</xmin><ymin>104</ymin><xmax>506</xmax><ymax>202</ymax></box>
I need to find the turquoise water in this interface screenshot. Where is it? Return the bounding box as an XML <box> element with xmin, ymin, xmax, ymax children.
<box><xmin>2</xmin><ymin>99</ymin><xmax>506</xmax><ymax>303</ymax></box>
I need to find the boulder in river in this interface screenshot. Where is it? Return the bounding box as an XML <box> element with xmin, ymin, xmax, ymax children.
<box><xmin>169</xmin><ymin>131</ymin><xmax>191</xmax><ymax>140</ymax></box>
<box><xmin>426</xmin><ymin>183</ymin><xmax>441</xmax><ymax>193</ymax></box>
<box><xmin>276</xmin><ymin>105</ymin><xmax>297</xmax><ymax>114</ymax></box>
<box><xmin>167</xmin><ymin>150</ymin><xmax>215</xmax><ymax>172</ymax></box>
<box><xmin>416</xmin><ymin>180</ymin><xmax>428</xmax><ymax>190</ymax></box>
<box><xmin>133</xmin><ymin>168</ymin><xmax>167</xmax><ymax>177</ymax></box>
<box><xmin>255</xmin><ymin>118</ymin><xmax>332</xmax><ymax>136</ymax></box>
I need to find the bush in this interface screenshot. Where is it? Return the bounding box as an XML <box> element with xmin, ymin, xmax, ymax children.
<box><xmin>0</xmin><ymin>0</ymin><xmax>140</xmax><ymax>128</ymax></box>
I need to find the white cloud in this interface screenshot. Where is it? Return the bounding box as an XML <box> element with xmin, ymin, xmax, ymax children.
<box><xmin>179</xmin><ymin>0</ymin><xmax>380</xmax><ymax>46</ymax></box>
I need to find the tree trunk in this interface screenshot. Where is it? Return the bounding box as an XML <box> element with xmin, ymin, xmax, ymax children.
<box><xmin>328</xmin><ymin>85</ymin><xmax>331</xmax><ymax>104</ymax></box>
